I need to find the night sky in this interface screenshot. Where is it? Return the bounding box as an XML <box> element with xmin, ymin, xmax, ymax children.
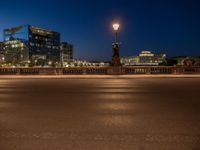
<box><xmin>0</xmin><ymin>0</ymin><xmax>200</xmax><ymax>60</ymax></box>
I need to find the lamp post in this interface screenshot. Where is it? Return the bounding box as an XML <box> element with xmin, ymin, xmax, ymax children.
<box><xmin>113</xmin><ymin>23</ymin><xmax>120</xmax><ymax>43</ymax></box>
<box><xmin>111</xmin><ymin>23</ymin><xmax>121</xmax><ymax>67</ymax></box>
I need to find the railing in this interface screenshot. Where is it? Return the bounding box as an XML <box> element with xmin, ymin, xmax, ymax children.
<box><xmin>124</xmin><ymin>66</ymin><xmax>174</xmax><ymax>74</ymax></box>
<box><xmin>0</xmin><ymin>66</ymin><xmax>200</xmax><ymax>75</ymax></box>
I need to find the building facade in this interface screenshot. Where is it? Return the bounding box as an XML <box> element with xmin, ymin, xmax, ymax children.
<box><xmin>72</xmin><ymin>59</ymin><xmax>110</xmax><ymax>67</ymax></box>
<box><xmin>0</xmin><ymin>42</ymin><xmax>4</xmax><ymax>51</ymax></box>
<box><xmin>121</xmin><ymin>56</ymin><xmax>140</xmax><ymax>66</ymax></box>
<box><xmin>60</xmin><ymin>42</ymin><xmax>73</xmax><ymax>67</ymax></box>
<box><xmin>121</xmin><ymin>51</ymin><xmax>166</xmax><ymax>66</ymax></box>
<box><xmin>4</xmin><ymin>25</ymin><xmax>60</xmax><ymax>66</ymax></box>
<box><xmin>4</xmin><ymin>39</ymin><xmax>29</xmax><ymax>65</ymax></box>
<box><xmin>139</xmin><ymin>51</ymin><xmax>166</xmax><ymax>65</ymax></box>
<box><xmin>0</xmin><ymin>42</ymin><xmax>5</xmax><ymax>64</ymax></box>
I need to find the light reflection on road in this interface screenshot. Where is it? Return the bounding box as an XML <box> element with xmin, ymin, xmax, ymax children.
<box><xmin>93</xmin><ymin>79</ymin><xmax>135</xmax><ymax>88</ymax></box>
<box><xmin>99</xmin><ymin>102</ymin><xmax>132</xmax><ymax>111</ymax></box>
<box><xmin>99</xmin><ymin>115</ymin><xmax>134</xmax><ymax>127</ymax></box>
<box><xmin>92</xmin><ymin>79</ymin><xmax>138</xmax><ymax>128</ymax></box>
<box><xmin>95</xmin><ymin>93</ymin><xmax>132</xmax><ymax>100</ymax></box>
<box><xmin>97</xmin><ymin>102</ymin><xmax>135</xmax><ymax>127</ymax></box>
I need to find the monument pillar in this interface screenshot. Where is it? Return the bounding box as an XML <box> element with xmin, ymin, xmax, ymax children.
<box><xmin>110</xmin><ymin>23</ymin><xmax>122</xmax><ymax>74</ymax></box>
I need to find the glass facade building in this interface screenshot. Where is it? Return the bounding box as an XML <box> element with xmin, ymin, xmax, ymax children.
<box><xmin>0</xmin><ymin>42</ymin><xmax>5</xmax><ymax>64</ymax></box>
<box><xmin>0</xmin><ymin>42</ymin><xmax>4</xmax><ymax>52</ymax></box>
<box><xmin>4</xmin><ymin>39</ymin><xmax>29</xmax><ymax>65</ymax></box>
<box><xmin>60</xmin><ymin>42</ymin><xmax>73</xmax><ymax>66</ymax></box>
<box><xmin>4</xmin><ymin>25</ymin><xmax>60</xmax><ymax>66</ymax></box>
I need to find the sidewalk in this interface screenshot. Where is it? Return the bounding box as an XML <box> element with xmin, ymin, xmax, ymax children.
<box><xmin>1</xmin><ymin>74</ymin><xmax>200</xmax><ymax>79</ymax></box>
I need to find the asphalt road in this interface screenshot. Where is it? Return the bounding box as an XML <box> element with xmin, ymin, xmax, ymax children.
<box><xmin>0</xmin><ymin>77</ymin><xmax>200</xmax><ymax>150</ymax></box>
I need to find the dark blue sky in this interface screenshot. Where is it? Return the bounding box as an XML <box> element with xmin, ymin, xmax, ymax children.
<box><xmin>0</xmin><ymin>0</ymin><xmax>200</xmax><ymax>60</ymax></box>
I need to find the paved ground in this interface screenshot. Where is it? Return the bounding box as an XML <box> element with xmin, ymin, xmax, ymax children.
<box><xmin>0</xmin><ymin>76</ymin><xmax>200</xmax><ymax>150</ymax></box>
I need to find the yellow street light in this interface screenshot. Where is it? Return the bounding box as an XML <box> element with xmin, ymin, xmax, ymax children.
<box><xmin>113</xmin><ymin>23</ymin><xmax>120</xmax><ymax>43</ymax></box>
<box><xmin>113</xmin><ymin>23</ymin><xmax>120</xmax><ymax>31</ymax></box>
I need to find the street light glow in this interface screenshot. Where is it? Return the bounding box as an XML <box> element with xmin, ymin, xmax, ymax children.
<box><xmin>113</xmin><ymin>23</ymin><xmax>120</xmax><ymax>31</ymax></box>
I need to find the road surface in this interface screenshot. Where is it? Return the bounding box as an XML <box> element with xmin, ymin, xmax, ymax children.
<box><xmin>0</xmin><ymin>76</ymin><xmax>200</xmax><ymax>150</ymax></box>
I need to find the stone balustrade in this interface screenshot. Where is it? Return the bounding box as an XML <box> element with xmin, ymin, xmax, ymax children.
<box><xmin>0</xmin><ymin>66</ymin><xmax>200</xmax><ymax>75</ymax></box>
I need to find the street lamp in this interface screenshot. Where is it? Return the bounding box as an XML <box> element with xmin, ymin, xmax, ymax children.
<box><xmin>111</xmin><ymin>23</ymin><xmax>121</xmax><ymax>67</ymax></box>
<box><xmin>113</xmin><ymin>23</ymin><xmax>120</xmax><ymax>43</ymax></box>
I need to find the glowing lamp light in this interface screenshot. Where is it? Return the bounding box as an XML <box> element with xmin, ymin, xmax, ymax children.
<box><xmin>113</xmin><ymin>23</ymin><xmax>120</xmax><ymax>31</ymax></box>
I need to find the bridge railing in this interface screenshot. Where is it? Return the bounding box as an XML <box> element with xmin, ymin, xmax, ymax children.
<box><xmin>0</xmin><ymin>66</ymin><xmax>200</xmax><ymax>75</ymax></box>
<box><xmin>0</xmin><ymin>68</ymin><xmax>18</xmax><ymax>75</ymax></box>
<box><xmin>125</xmin><ymin>66</ymin><xmax>200</xmax><ymax>74</ymax></box>
<box><xmin>124</xmin><ymin>66</ymin><xmax>174</xmax><ymax>74</ymax></box>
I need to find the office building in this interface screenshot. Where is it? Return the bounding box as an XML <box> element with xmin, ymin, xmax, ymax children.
<box><xmin>4</xmin><ymin>25</ymin><xmax>60</xmax><ymax>66</ymax></box>
<box><xmin>0</xmin><ymin>42</ymin><xmax>4</xmax><ymax>51</ymax></box>
<box><xmin>60</xmin><ymin>42</ymin><xmax>73</xmax><ymax>66</ymax></box>
<box><xmin>4</xmin><ymin>39</ymin><xmax>29</xmax><ymax>65</ymax></box>
<box><xmin>0</xmin><ymin>42</ymin><xmax>5</xmax><ymax>64</ymax></box>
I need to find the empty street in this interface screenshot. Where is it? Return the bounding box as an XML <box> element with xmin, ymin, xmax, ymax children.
<box><xmin>0</xmin><ymin>76</ymin><xmax>200</xmax><ymax>150</ymax></box>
